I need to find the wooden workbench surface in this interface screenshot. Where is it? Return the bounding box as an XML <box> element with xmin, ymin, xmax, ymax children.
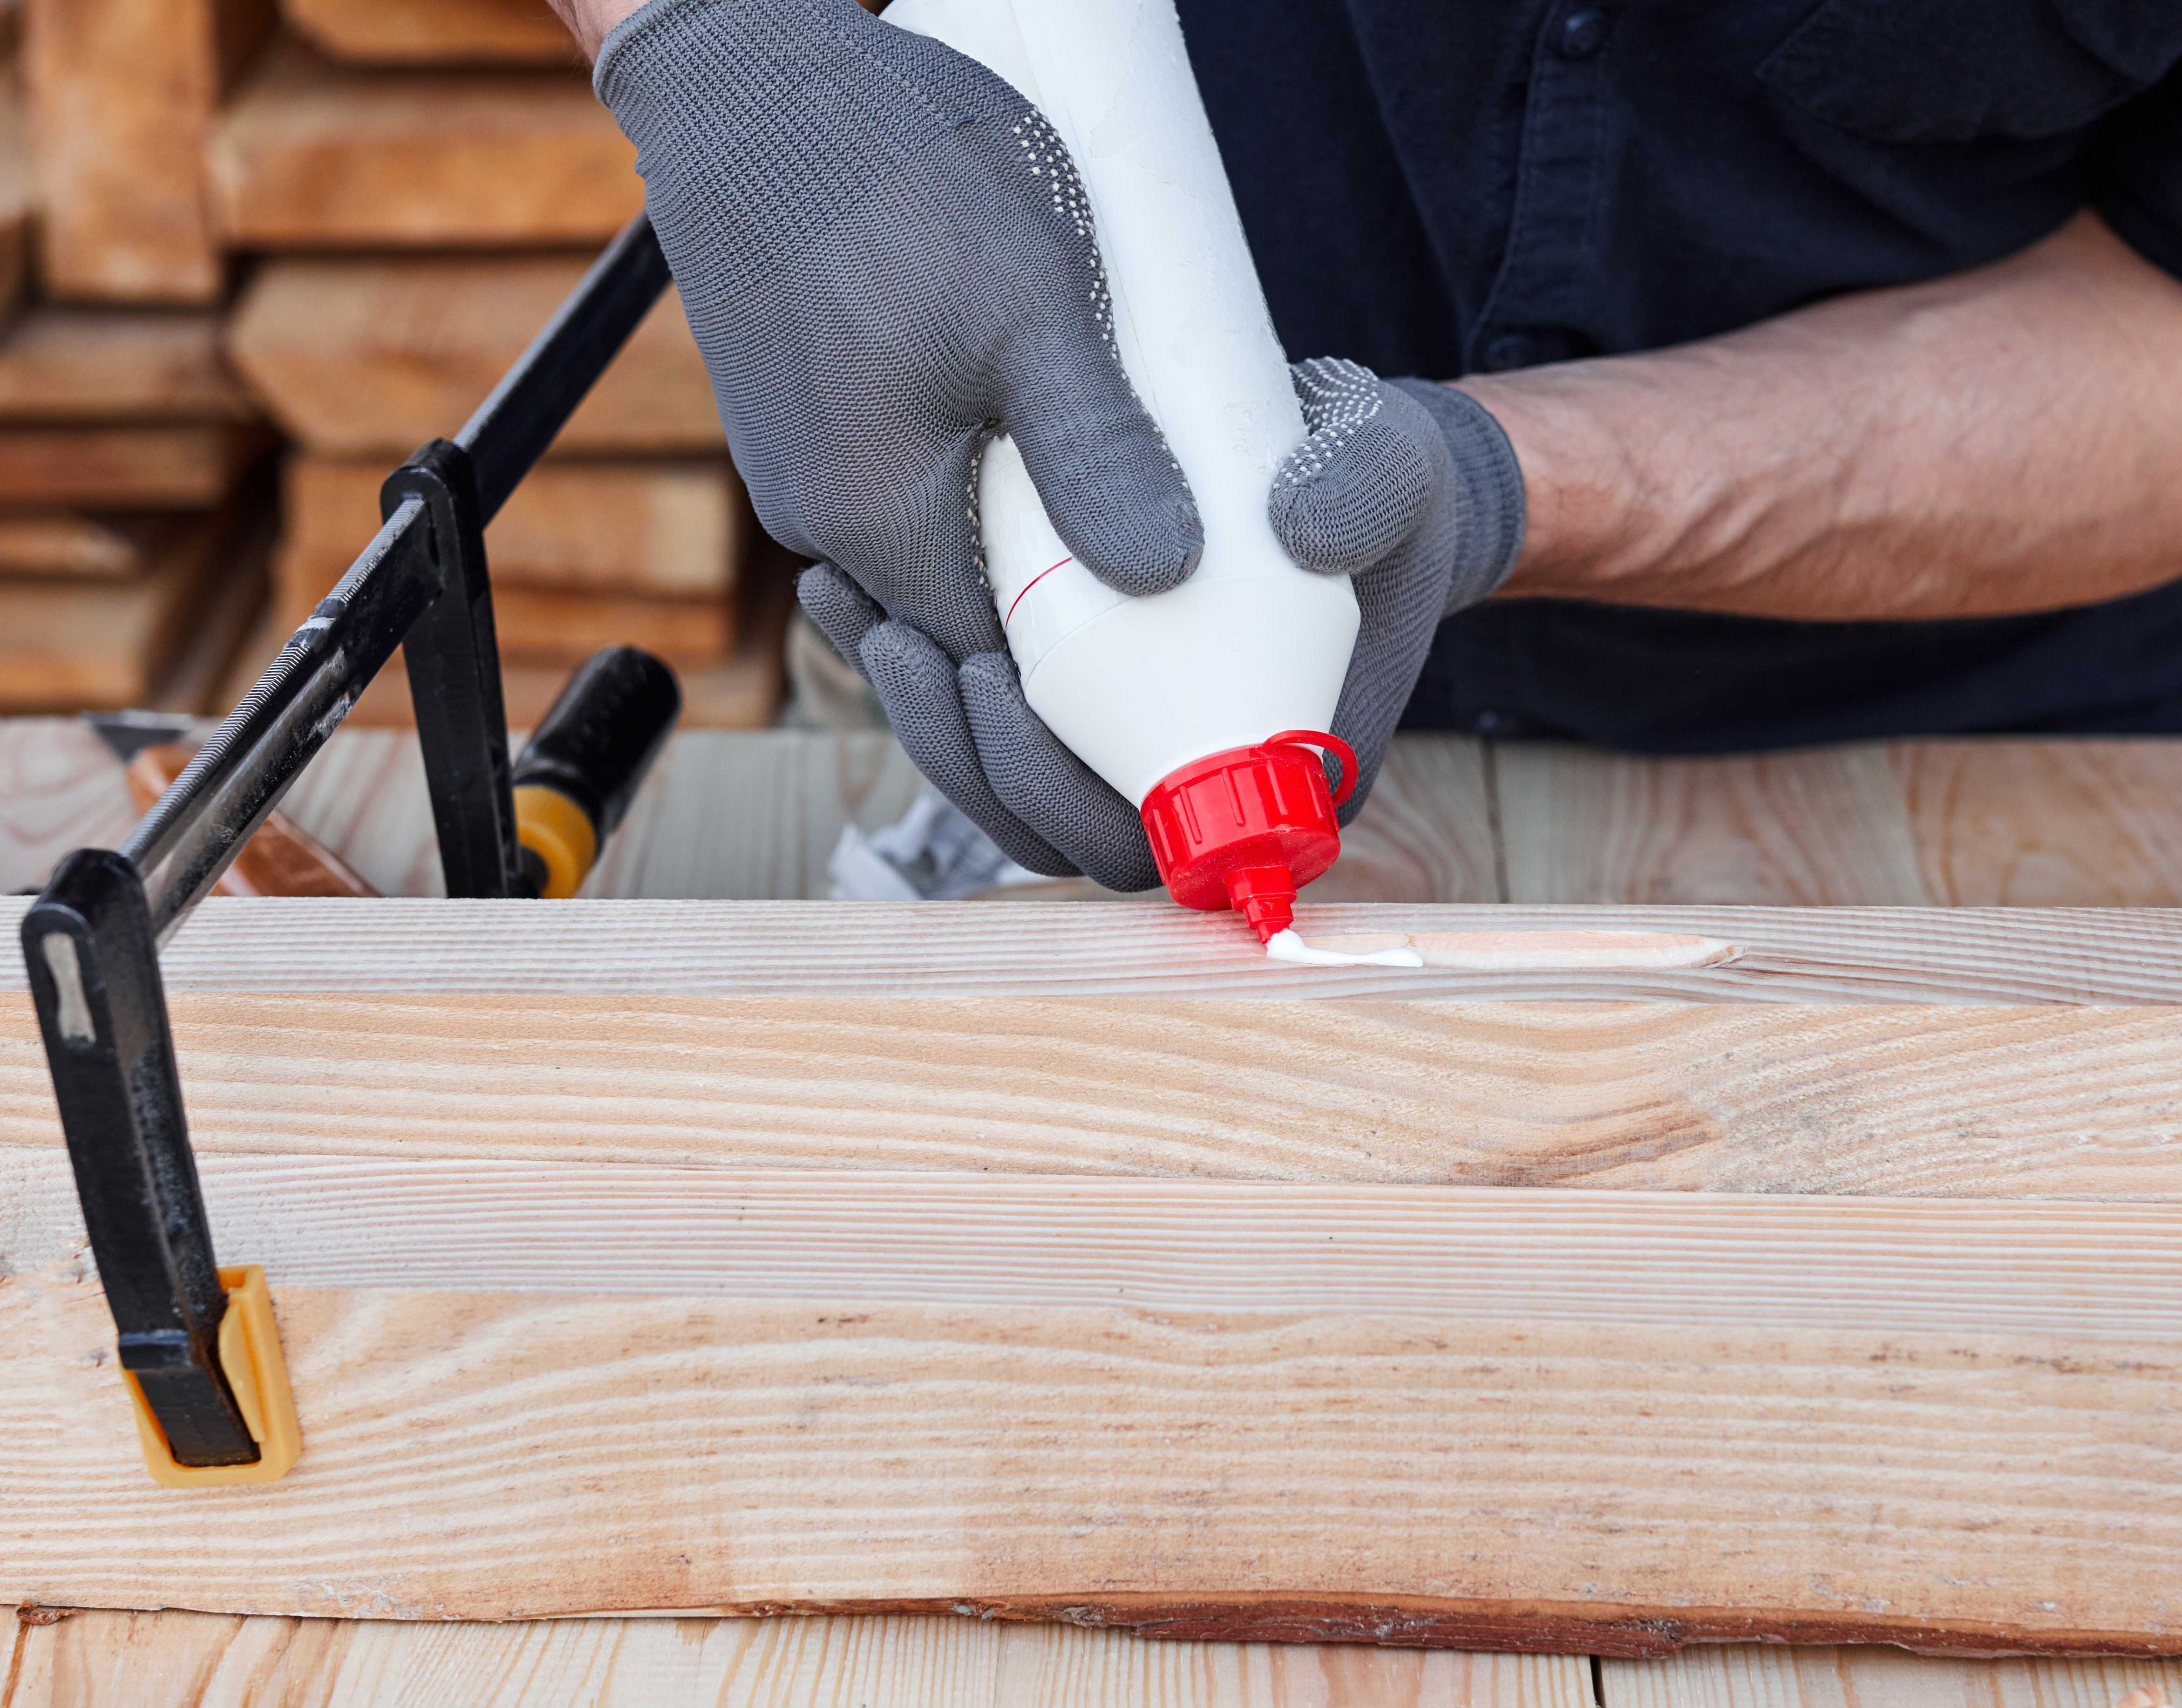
<box><xmin>5</xmin><ymin>719</ymin><xmax>2181</xmax><ymax>1708</ymax></box>
<box><xmin>7</xmin><ymin>719</ymin><xmax>2181</xmax><ymax>906</ymax></box>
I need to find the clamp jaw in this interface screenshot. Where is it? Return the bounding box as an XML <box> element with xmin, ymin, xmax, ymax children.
<box><xmin>21</xmin><ymin>215</ymin><xmax>684</xmax><ymax>1483</ymax></box>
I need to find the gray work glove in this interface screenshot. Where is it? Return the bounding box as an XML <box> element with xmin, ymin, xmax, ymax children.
<box><xmin>1282</xmin><ymin>361</ymin><xmax>1528</xmax><ymax>822</ymax></box>
<box><xmin>593</xmin><ymin>0</ymin><xmax>1203</xmax><ymax>875</ymax></box>
<box><xmin>798</xmin><ymin>359</ymin><xmax>1526</xmax><ymax>889</ymax></box>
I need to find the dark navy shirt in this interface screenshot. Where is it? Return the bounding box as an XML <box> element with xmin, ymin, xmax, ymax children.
<box><xmin>1176</xmin><ymin>0</ymin><xmax>2182</xmax><ymax>750</ymax></box>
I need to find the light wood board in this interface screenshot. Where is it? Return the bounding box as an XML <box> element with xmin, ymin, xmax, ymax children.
<box><xmin>281</xmin><ymin>456</ymin><xmax>743</xmax><ymax>598</ymax></box>
<box><xmin>24</xmin><ymin>0</ymin><xmax>274</xmax><ymax>303</ymax></box>
<box><xmin>0</xmin><ymin>516</ymin><xmax>181</xmax><ymax>579</ymax></box>
<box><xmin>278</xmin><ymin>542</ymin><xmax>734</xmax><ymax>664</ymax></box>
<box><xmin>208</xmin><ymin>42</ymin><xmax>642</xmax><ymax>248</ymax></box>
<box><xmin>4</xmin><ymin>1605</ymin><xmax>1590</xmax><ymax>1707</ymax></box>
<box><xmin>0</xmin><ymin>720</ymin><xmax>134</xmax><ymax>893</ymax></box>
<box><xmin>1599</xmin><ymin>1645</ymin><xmax>2182</xmax><ymax>1706</ymax></box>
<box><xmin>1495</xmin><ymin>743</ymin><xmax>1930</xmax><ymax>905</ymax></box>
<box><xmin>0</xmin><ymin>513</ymin><xmax>235</xmax><ymax>708</ymax></box>
<box><xmin>228</xmin><ymin>258</ymin><xmax>723</xmax><ymax>456</ymax></box>
<box><xmin>0</xmin><ymin>423</ymin><xmax>267</xmax><ymax>508</ymax></box>
<box><xmin>283</xmin><ymin>0</ymin><xmax>577</xmax><ymax>66</ymax></box>
<box><xmin>1895</xmin><ymin>740</ymin><xmax>2182</xmax><ymax>907</ymax></box>
<box><xmin>0</xmin><ymin>75</ymin><xmax>31</xmax><ymax>323</ymax></box>
<box><xmin>3</xmin><ymin>1158</ymin><xmax>2179</xmax><ymax>1647</ymax></box>
<box><xmin>0</xmin><ymin>310</ymin><xmax>252</xmax><ymax>422</ymax></box>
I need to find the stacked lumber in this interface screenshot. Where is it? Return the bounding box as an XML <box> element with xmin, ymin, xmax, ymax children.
<box><xmin>0</xmin><ymin>308</ymin><xmax>273</xmax><ymax>711</ymax></box>
<box><xmin>14</xmin><ymin>0</ymin><xmax>779</xmax><ymax>724</ymax></box>
<box><xmin>211</xmin><ymin>30</ymin><xmax>782</xmax><ymax>728</ymax></box>
<box><xmin>3</xmin><ymin>2</ymin><xmax>285</xmax><ymax>713</ymax></box>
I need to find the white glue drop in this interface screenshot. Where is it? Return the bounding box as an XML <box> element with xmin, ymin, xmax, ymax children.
<box><xmin>1263</xmin><ymin>928</ymin><xmax>1425</xmax><ymax>969</ymax></box>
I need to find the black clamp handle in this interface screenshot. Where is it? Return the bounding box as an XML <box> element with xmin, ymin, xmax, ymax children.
<box><xmin>510</xmin><ymin>647</ymin><xmax>681</xmax><ymax>898</ymax></box>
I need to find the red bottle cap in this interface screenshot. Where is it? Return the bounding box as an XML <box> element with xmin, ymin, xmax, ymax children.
<box><xmin>1138</xmin><ymin>729</ymin><xmax>1356</xmax><ymax>943</ymax></box>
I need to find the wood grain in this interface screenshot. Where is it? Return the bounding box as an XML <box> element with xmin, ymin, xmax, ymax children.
<box><xmin>0</xmin><ymin>517</ymin><xmax>176</xmax><ymax>579</ymax></box>
<box><xmin>0</xmin><ymin>514</ymin><xmax>230</xmax><ymax>708</ymax></box>
<box><xmin>0</xmin><ymin>720</ymin><xmax>134</xmax><ymax>893</ymax></box>
<box><xmin>24</xmin><ymin>0</ymin><xmax>275</xmax><ymax>303</ymax></box>
<box><xmin>279</xmin><ymin>542</ymin><xmax>734</xmax><ymax>664</ymax></box>
<box><xmin>0</xmin><ymin>424</ymin><xmax>267</xmax><ymax>508</ymax></box>
<box><xmin>284</xmin><ymin>0</ymin><xmax>577</xmax><ymax>66</ymax></box>
<box><xmin>207</xmin><ymin>42</ymin><xmax>642</xmax><ymax>247</ymax></box>
<box><xmin>125</xmin><ymin>742</ymin><xmax>374</xmax><ymax>899</ymax></box>
<box><xmin>1315</xmin><ymin>737</ymin><xmax>1499</xmax><ymax>903</ymax></box>
<box><xmin>0</xmin><ymin>75</ymin><xmax>30</xmax><ymax>323</ymax></box>
<box><xmin>54</xmin><ymin>897</ymin><xmax>2182</xmax><ymax>1003</ymax></box>
<box><xmin>3</xmin><ymin>987</ymin><xmax>2180</xmax><ymax>1194</ymax></box>
<box><xmin>6</xmin><ymin>1606</ymin><xmax>1590</xmax><ymax>1707</ymax></box>
<box><xmin>280</xmin><ymin>457</ymin><xmax>742</xmax><ymax>598</ymax></box>
<box><xmin>1599</xmin><ymin>1645</ymin><xmax>2182</xmax><ymax>1705</ymax></box>
<box><xmin>1896</xmin><ymin>739</ymin><xmax>2182</xmax><ymax>907</ymax></box>
<box><xmin>0</xmin><ymin>310</ymin><xmax>252</xmax><ymax>423</ymax></box>
<box><xmin>1497</xmin><ymin>743</ymin><xmax>1929</xmax><ymax>905</ymax></box>
<box><xmin>228</xmin><ymin>258</ymin><xmax>722</xmax><ymax>456</ymax></box>
<box><xmin>2</xmin><ymin>1190</ymin><xmax>2179</xmax><ymax>1646</ymax></box>
<box><xmin>7</xmin><ymin>1157</ymin><xmax>2179</xmax><ymax>1334</ymax></box>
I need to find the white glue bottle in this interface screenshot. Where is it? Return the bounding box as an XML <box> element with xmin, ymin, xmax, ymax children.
<box><xmin>887</xmin><ymin>0</ymin><xmax>1362</xmax><ymax>944</ymax></box>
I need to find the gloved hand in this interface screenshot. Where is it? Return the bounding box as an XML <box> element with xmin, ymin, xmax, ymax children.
<box><xmin>1276</xmin><ymin>359</ymin><xmax>1527</xmax><ymax>822</ymax></box>
<box><xmin>593</xmin><ymin>0</ymin><xmax>1203</xmax><ymax>875</ymax></box>
<box><xmin>800</xmin><ymin>358</ymin><xmax>1527</xmax><ymax>889</ymax></box>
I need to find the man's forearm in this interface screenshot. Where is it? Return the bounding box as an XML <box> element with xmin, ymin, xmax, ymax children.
<box><xmin>1462</xmin><ymin>211</ymin><xmax>2182</xmax><ymax>622</ymax></box>
<box><xmin>544</xmin><ymin>0</ymin><xmax>641</xmax><ymax>60</ymax></box>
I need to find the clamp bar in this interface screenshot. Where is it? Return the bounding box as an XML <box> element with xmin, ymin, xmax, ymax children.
<box><xmin>457</xmin><ymin>214</ymin><xmax>672</xmax><ymax>524</ymax></box>
<box><xmin>120</xmin><ymin>500</ymin><xmax>441</xmax><ymax>943</ymax></box>
<box><xmin>23</xmin><ymin>851</ymin><xmax>258</xmax><ymax>1466</ymax></box>
<box><xmin>27</xmin><ymin>213</ymin><xmax>678</xmax><ymax>1470</ymax></box>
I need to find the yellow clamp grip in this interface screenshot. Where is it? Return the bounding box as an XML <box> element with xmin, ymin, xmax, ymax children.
<box><xmin>514</xmin><ymin>783</ymin><xmax>598</xmax><ymax>899</ymax></box>
<box><xmin>124</xmin><ymin>1264</ymin><xmax>301</xmax><ymax>1488</ymax></box>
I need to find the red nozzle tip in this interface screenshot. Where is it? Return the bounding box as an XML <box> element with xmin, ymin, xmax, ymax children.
<box><xmin>1139</xmin><ymin>735</ymin><xmax>1346</xmax><ymax>938</ymax></box>
<box><xmin>1225</xmin><ymin>864</ymin><xmax>1297</xmax><ymax>943</ymax></box>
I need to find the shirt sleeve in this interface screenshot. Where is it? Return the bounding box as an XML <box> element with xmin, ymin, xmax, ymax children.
<box><xmin>2094</xmin><ymin>69</ymin><xmax>2182</xmax><ymax>279</ymax></box>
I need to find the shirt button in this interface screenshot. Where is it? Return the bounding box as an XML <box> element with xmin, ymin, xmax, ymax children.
<box><xmin>1479</xmin><ymin>332</ymin><xmax>1539</xmax><ymax>372</ymax></box>
<box><xmin>1555</xmin><ymin>8</ymin><xmax>1612</xmax><ymax>59</ymax></box>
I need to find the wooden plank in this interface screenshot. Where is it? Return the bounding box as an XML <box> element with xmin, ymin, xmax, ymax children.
<box><xmin>0</xmin><ymin>517</ymin><xmax>176</xmax><ymax>579</ymax></box>
<box><xmin>0</xmin><ymin>70</ymin><xmax>33</xmax><ymax>324</ymax></box>
<box><xmin>1495</xmin><ymin>743</ymin><xmax>1930</xmax><ymax>905</ymax></box>
<box><xmin>284</xmin><ymin>0</ymin><xmax>577</xmax><ymax>66</ymax></box>
<box><xmin>137</xmin><ymin>516</ymin><xmax>272</xmax><ymax>718</ymax></box>
<box><xmin>125</xmin><ymin>741</ymin><xmax>374</xmax><ymax>898</ymax></box>
<box><xmin>1315</xmin><ymin>737</ymin><xmax>1500</xmax><ymax>903</ymax></box>
<box><xmin>24</xmin><ymin>0</ymin><xmax>275</xmax><ymax>303</ymax></box>
<box><xmin>0</xmin><ymin>514</ymin><xmax>233</xmax><ymax>708</ymax></box>
<box><xmin>282</xmin><ymin>457</ymin><xmax>742</xmax><ymax>598</ymax></box>
<box><xmin>1599</xmin><ymin>1644</ymin><xmax>2182</xmax><ymax>1705</ymax></box>
<box><xmin>1896</xmin><ymin>738</ymin><xmax>2182</xmax><ymax>907</ymax></box>
<box><xmin>0</xmin><ymin>721</ymin><xmax>132</xmax><ymax>893</ymax></box>
<box><xmin>2</xmin><ymin>1166</ymin><xmax>2180</xmax><ymax>1647</ymax></box>
<box><xmin>53</xmin><ymin>898</ymin><xmax>2182</xmax><ymax>1004</ymax></box>
<box><xmin>207</xmin><ymin>41</ymin><xmax>642</xmax><ymax>248</ymax></box>
<box><xmin>0</xmin><ymin>424</ymin><xmax>267</xmax><ymax>508</ymax></box>
<box><xmin>0</xmin><ymin>901</ymin><xmax>2181</xmax><ymax>1194</ymax></box>
<box><xmin>0</xmin><ymin>310</ymin><xmax>252</xmax><ymax>422</ymax></box>
<box><xmin>278</xmin><ymin>540</ymin><xmax>734</xmax><ymax>664</ymax></box>
<box><xmin>5</xmin><ymin>1606</ymin><xmax>1589</xmax><ymax>1708</ymax></box>
<box><xmin>217</xmin><ymin>729</ymin><xmax>1492</xmax><ymax>905</ymax></box>
<box><xmin>227</xmin><ymin>258</ymin><xmax>723</xmax><ymax>456</ymax></box>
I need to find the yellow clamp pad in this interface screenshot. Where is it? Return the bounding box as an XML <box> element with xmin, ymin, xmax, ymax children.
<box><xmin>125</xmin><ymin>1264</ymin><xmax>301</xmax><ymax>1488</ymax></box>
<box><xmin>514</xmin><ymin>783</ymin><xmax>597</xmax><ymax>899</ymax></box>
